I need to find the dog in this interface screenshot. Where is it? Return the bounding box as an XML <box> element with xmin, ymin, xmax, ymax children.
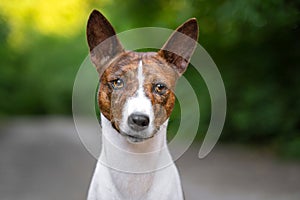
<box><xmin>86</xmin><ymin>9</ymin><xmax>198</xmax><ymax>200</ymax></box>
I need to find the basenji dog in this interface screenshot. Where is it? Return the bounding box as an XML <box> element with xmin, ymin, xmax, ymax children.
<box><xmin>86</xmin><ymin>9</ymin><xmax>198</xmax><ymax>200</ymax></box>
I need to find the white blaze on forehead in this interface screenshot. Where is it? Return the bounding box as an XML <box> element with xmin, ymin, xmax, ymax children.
<box><xmin>136</xmin><ymin>60</ymin><xmax>146</xmax><ymax>104</ymax></box>
<box><xmin>120</xmin><ymin>59</ymin><xmax>155</xmax><ymax>136</ymax></box>
<box><xmin>137</xmin><ymin>60</ymin><xmax>144</xmax><ymax>92</ymax></box>
<box><xmin>128</xmin><ymin>59</ymin><xmax>150</xmax><ymax>114</ymax></box>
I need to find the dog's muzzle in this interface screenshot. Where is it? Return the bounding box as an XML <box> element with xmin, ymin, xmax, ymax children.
<box><xmin>127</xmin><ymin>112</ymin><xmax>149</xmax><ymax>131</ymax></box>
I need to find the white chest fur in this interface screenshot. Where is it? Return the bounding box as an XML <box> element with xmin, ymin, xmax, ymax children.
<box><xmin>87</xmin><ymin>115</ymin><xmax>184</xmax><ymax>200</ymax></box>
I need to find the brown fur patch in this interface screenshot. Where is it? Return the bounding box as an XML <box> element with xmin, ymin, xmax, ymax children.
<box><xmin>141</xmin><ymin>53</ymin><xmax>178</xmax><ymax>129</ymax></box>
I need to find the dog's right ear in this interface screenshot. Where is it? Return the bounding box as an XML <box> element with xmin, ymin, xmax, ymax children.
<box><xmin>158</xmin><ymin>18</ymin><xmax>198</xmax><ymax>76</ymax></box>
<box><xmin>87</xmin><ymin>10</ymin><xmax>124</xmax><ymax>73</ymax></box>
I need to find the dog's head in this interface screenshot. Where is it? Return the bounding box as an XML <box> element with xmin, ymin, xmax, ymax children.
<box><xmin>87</xmin><ymin>10</ymin><xmax>198</xmax><ymax>142</ymax></box>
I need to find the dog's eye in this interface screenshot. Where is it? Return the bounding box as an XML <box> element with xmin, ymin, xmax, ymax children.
<box><xmin>153</xmin><ymin>83</ymin><xmax>168</xmax><ymax>95</ymax></box>
<box><xmin>110</xmin><ymin>78</ymin><xmax>124</xmax><ymax>90</ymax></box>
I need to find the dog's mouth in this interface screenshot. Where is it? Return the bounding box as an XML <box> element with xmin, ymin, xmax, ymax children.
<box><xmin>111</xmin><ymin>121</ymin><xmax>153</xmax><ymax>143</ymax></box>
<box><xmin>120</xmin><ymin>129</ymin><xmax>159</xmax><ymax>143</ymax></box>
<box><xmin>126</xmin><ymin>134</ymin><xmax>147</xmax><ymax>143</ymax></box>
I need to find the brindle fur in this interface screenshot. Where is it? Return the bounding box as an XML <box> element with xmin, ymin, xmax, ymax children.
<box><xmin>98</xmin><ymin>52</ymin><xmax>178</xmax><ymax>133</ymax></box>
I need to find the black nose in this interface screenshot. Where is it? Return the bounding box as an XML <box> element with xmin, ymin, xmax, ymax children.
<box><xmin>128</xmin><ymin>113</ymin><xmax>150</xmax><ymax>131</ymax></box>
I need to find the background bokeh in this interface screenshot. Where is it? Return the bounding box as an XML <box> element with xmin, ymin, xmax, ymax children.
<box><xmin>1</xmin><ymin>0</ymin><xmax>299</xmax><ymax>158</ymax></box>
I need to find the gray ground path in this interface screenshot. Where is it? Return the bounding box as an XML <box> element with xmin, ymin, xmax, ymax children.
<box><xmin>0</xmin><ymin>117</ymin><xmax>299</xmax><ymax>200</ymax></box>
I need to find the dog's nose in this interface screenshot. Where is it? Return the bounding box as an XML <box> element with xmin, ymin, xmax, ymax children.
<box><xmin>128</xmin><ymin>113</ymin><xmax>150</xmax><ymax>131</ymax></box>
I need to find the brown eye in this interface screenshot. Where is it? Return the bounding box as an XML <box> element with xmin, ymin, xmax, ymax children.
<box><xmin>153</xmin><ymin>83</ymin><xmax>168</xmax><ymax>95</ymax></box>
<box><xmin>110</xmin><ymin>78</ymin><xmax>124</xmax><ymax>90</ymax></box>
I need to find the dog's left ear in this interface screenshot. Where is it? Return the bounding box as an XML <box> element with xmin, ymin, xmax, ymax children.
<box><xmin>87</xmin><ymin>10</ymin><xmax>124</xmax><ymax>74</ymax></box>
<box><xmin>158</xmin><ymin>18</ymin><xmax>198</xmax><ymax>76</ymax></box>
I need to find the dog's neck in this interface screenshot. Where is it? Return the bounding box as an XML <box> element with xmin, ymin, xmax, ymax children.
<box><xmin>98</xmin><ymin>114</ymin><xmax>175</xmax><ymax>199</ymax></box>
<box><xmin>99</xmin><ymin>113</ymin><xmax>173</xmax><ymax>173</ymax></box>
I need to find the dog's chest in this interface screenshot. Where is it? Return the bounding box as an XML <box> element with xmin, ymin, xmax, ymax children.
<box><xmin>90</xmin><ymin>162</ymin><xmax>183</xmax><ymax>200</ymax></box>
<box><xmin>110</xmin><ymin>171</ymin><xmax>154</xmax><ymax>199</ymax></box>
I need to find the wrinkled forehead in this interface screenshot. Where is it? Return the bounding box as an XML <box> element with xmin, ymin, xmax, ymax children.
<box><xmin>101</xmin><ymin>52</ymin><xmax>178</xmax><ymax>86</ymax></box>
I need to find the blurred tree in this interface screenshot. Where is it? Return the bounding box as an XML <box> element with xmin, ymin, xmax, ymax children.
<box><xmin>0</xmin><ymin>0</ymin><xmax>299</xmax><ymax>158</ymax></box>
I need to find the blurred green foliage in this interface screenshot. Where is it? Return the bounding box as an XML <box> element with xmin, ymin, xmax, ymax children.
<box><xmin>0</xmin><ymin>0</ymin><xmax>299</xmax><ymax>158</ymax></box>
